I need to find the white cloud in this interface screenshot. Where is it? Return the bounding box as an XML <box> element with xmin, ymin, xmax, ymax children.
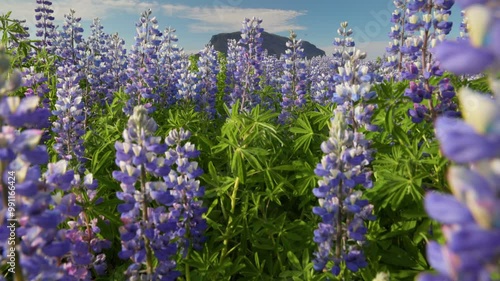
<box><xmin>320</xmin><ymin>41</ymin><xmax>388</xmax><ymax>61</ymax></box>
<box><xmin>160</xmin><ymin>5</ymin><xmax>306</xmax><ymax>33</ymax></box>
<box><xmin>3</xmin><ymin>0</ymin><xmax>157</xmax><ymax>26</ymax></box>
<box><xmin>3</xmin><ymin>1</ymin><xmax>305</xmax><ymax>34</ymax></box>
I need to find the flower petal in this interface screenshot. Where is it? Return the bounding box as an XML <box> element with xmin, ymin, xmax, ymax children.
<box><xmin>433</xmin><ymin>41</ymin><xmax>494</xmax><ymax>75</ymax></box>
<box><xmin>424</xmin><ymin>192</ymin><xmax>474</xmax><ymax>224</ymax></box>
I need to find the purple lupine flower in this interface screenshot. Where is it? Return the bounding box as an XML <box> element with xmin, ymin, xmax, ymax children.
<box><xmin>279</xmin><ymin>30</ymin><xmax>307</xmax><ymax>123</ymax></box>
<box><xmin>51</xmin><ymin>10</ymin><xmax>88</xmax><ymax>171</ymax></box>
<box><xmin>432</xmin><ymin>0</ymin><xmax>499</xmax><ymax>75</ymax></box>
<box><xmin>419</xmin><ymin>84</ymin><xmax>500</xmax><ymax>281</ymax></box>
<box><xmin>34</xmin><ymin>0</ymin><xmax>56</xmax><ymax>51</ymax></box>
<box><xmin>229</xmin><ymin>17</ymin><xmax>264</xmax><ymax>113</ymax></box>
<box><xmin>114</xmin><ymin>105</ymin><xmax>179</xmax><ymax>279</ymax></box>
<box><xmin>123</xmin><ymin>9</ymin><xmax>163</xmax><ymax>115</ymax></box>
<box><xmin>332</xmin><ymin>22</ymin><xmax>356</xmax><ymax>66</ymax></box>
<box><xmin>261</xmin><ymin>52</ymin><xmax>283</xmax><ymax>90</ymax></box>
<box><xmin>52</xmin><ymin>64</ymin><xmax>86</xmax><ymax>173</ymax></box>
<box><xmin>164</xmin><ymin>128</ymin><xmax>207</xmax><ymax>255</ymax></box>
<box><xmin>114</xmin><ymin>106</ymin><xmax>206</xmax><ymax>280</ymax></box>
<box><xmin>21</xmin><ymin>67</ymin><xmax>51</xmax><ymax>118</ymax></box>
<box><xmin>434</xmin><ymin>88</ymin><xmax>500</xmax><ymax>163</ymax></box>
<box><xmin>101</xmin><ymin>33</ymin><xmax>128</xmax><ymax>102</ymax></box>
<box><xmin>44</xmin><ymin>160</ymin><xmax>111</xmax><ymax>279</ymax></box>
<box><xmin>224</xmin><ymin>39</ymin><xmax>242</xmax><ymax>106</ymax></box>
<box><xmin>0</xmin><ymin>47</ymin><xmax>71</xmax><ymax>280</ymax></box>
<box><xmin>383</xmin><ymin>0</ymin><xmax>459</xmax><ymax>122</ymax></box>
<box><xmin>83</xmin><ymin>18</ymin><xmax>114</xmax><ymax>107</ymax></box>
<box><xmin>196</xmin><ymin>45</ymin><xmax>219</xmax><ymax>119</ymax></box>
<box><xmin>157</xmin><ymin>27</ymin><xmax>185</xmax><ymax>107</ymax></box>
<box><xmin>312</xmin><ymin>107</ymin><xmax>375</xmax><ymax>276</ymax></box>
<box><xmin>176</xmin><ymin>60</ymin><xmax>200</xmax><ymax>104</ymax></box>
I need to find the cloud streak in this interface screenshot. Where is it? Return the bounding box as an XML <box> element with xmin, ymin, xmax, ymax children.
<box><xmin>4</xmin><ymin>0</ymin><xmax>157</xmax><ymax>26</ymax></box>
<box><xmin>160</xmin><ymin>5</ymin><xmax>306</xmax><ymax>33</ymax></box>
<box><xmin>4</xmin><ymin>0</ymin><xmax>306</xmax><ymax>34</ymax></box>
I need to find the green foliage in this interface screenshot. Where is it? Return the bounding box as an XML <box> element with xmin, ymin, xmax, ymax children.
<box><xmin>0</xmin><ymin>11</ymin><xmax>35</xmax><ymax>62</ymax></box>
<box><xmin>188</xmin><ymin>53</ymin><xmax>200</xmax><ymax>72</ymax></box>
<box><xmin>363</xmin><ymin>81</ymin><xmax>449</xmax><ymax>280</ymax></box>
<box><xmin>3</xmin><ymin>11</ymin><xmax>494</xmax><ymax>280</ymax></box>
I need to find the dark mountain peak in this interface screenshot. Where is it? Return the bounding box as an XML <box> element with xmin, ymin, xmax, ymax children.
<box><xmin>209</xmin><ymin>31</ymin><xmax>325</xmax><ymax>59</ymax></box>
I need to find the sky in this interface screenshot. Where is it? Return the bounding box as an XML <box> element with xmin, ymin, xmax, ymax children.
<box><xmin>3</xmin><ymin>0</ymin><xmax>464</xmax><ymax>60</ymax></box>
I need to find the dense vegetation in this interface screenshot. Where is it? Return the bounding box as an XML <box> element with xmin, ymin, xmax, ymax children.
<box><xmin>0</xmin><ymin>0</ymin><xmax>498</xmax><ymax>280</ymax></box>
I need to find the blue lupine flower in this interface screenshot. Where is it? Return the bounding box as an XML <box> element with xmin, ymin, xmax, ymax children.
<box><xmin>0</xmin><ymin>47</ymin><xmax>71</xmax><ymax>280</ymax></box>
<box><xmin>34</xmin><ymin>0</ymin><xmax>56</xmax><ymax>51</ymax></box>
<box><xmin>279</xmin><ymin>30</ymin><xmax>307</xmax><ymax>123</ymax></box>
<box><xmin>432</xmin><ymin>0</ymin><xmax>499</xmax><ymax>75</ymax></box>
<box><xmin>123</xmin><ymin>9</ymin><xmax>163</xmax><ymax>115</ymax></box>
<box><xmin>196</xmin><ymin>45</ymin><xmax>220</xmax><ymax>119</ymax></box>
<box><xmin>229</xmin><ymin>17</ymin><xmax>264</xmax><ymax>112</ymax></box>
<box><xmin>312</xmin><ymin>106</ymin><xmax>374</xmax><ymax>275</ymax></box>
<box><xmin>419</xmin><ymin>82</ymin><xmax>500</xmax><ymax>281</ymax></box>
<box><xmin>114</xmin><ymin>106</ymin><xmax>206</xmax><ymax>280</ymax></box>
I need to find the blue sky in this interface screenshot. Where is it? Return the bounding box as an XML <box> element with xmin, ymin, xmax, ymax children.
<box><xmin>3</xmin><ymin>0</ymin><xmax>463</xmax><ymax>59</ymax></box>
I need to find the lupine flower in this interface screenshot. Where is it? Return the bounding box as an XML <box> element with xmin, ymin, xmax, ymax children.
<box><xmin>176</xmin><ymin>60</ymin><xmax>200</xmax><ymax>104</ymax></box>
<box><xmin>224</xmin><ymin>39</ymin><xmax>242</xmax><ymax>106</ymax></box>
<box><xmin>383</xmin><ymin>0</ymin><xmax>408</xmax><ymax>75</ymax></box>
<box><xmin>309</xmin><ymin>56</ymin><xmax>337</xmax><ymax>105</ymax></box>
<box><xmin>261</xmin><ymin>52</ymin><xmax>283</xmax><ymax>90</ymax></box>
<box><xmin>50</xmin><ymin>10</ymin><xmax>88</xmax><ymax>172</ymax></box>
<box><xmin>114</xmin><ymin>106</ymin><xmax>206</xmax><ymax>280</ymax></box>
<box><xmin>229</xmin><ymin>17</ymin><xmax>264</xmax><ymax>113</ymax></box>
<box><xmin>164</xmin><ymin>128</ymin><xmax>207</xmax><ymax>256</ymax></box>
<box><xmin>44</xmin><ymin>160</ymin><xmax>111</xmax><ymax>279</ymax></box>
<box><xmin>195</xmin><ymin>45</ymin><xmax>219</xmax><ymax>119</ymax></box>
<box><xmin>312</xmin><ymin>108</ymin><xmax>375</xmax><ymax>276</ymax></box>
<box><xmin>34</xmin><ymin>0</ymin><xmax>56</xmax><ymax>51</ymax></box>
<box><xmin>279</xmin><ymin>30</ymin><xmax>307</xmax><ymax>123</ymax></box>
<box><xmin>433</xmin><ymin>0</ymin><xmax>499</xmax><ymax>75</ymax></box>
<box><xmin>84</xmin><ymin>18</ymin><xmax>114</xmax><ymax>107</ymax></box>
<box><xmin>332</xmin><ymin>22</ymin><xmax>355</xmax><ymax>66</ymax></box>
<box><xmin>21</xmin><ymin>67</ymin><xmax>51</xmax><ymax>117</ymax></box>
<box><xmin>419</xmin><ymin>85</ymin><xmax>500</xmax><ymax>281</ymax></box>
<box><xmin>157</xmin><ymin>27</ymin><xmax>183</xmax><ymax>107</ymax></box>
<box><xmin>123</xmin><ymin>9</ymin><xmax>163</xmax><ymax>115</ymax></box>
<box><xmin>0</xmin><ymin>46</ymin><xmax>71</xmax><ymax>280</ymax></box>
<box><xmin>101</xmin><ymin>33</ymin><xmax>128</xmax><ymax>102</ymax></box>
<box><xmin>384</xmin><ymin>0</ymin><xmax>459</xmax><ymax>122</ymax></box>
<box><xmin>114</xmin><ymin>105</ymin><xmax>179</xmax><ymax>279</ymax></box>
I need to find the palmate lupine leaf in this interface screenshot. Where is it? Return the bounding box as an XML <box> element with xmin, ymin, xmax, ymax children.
<box><xmin>289</xmin><ymin>114</ymin><xmax>314</xmax><ymax>153</ymax></box>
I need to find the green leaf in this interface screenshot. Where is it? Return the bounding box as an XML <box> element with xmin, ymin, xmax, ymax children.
<box><xmin>385</xmin><ymin>106</ymin><xmax>394</xmax><ymax>134</ymax></box>
<box><xmin>380</xmin><ymin>245</ymin><xmax>418</xmax><ymax>267</ymax></box>
<box><xmin>231</xmin><ymin>149</ymin><xmax>246</xmax><ymax>183</ymax></box>
<box><xmin>393</xmin><ymin>126</ymin><xmax>410</xmax><ymax>146</ymax></box>
<box><xmin>287</xmin><ymin>251</ymin><xmax>302</xmax><ymax>270</ymax></box>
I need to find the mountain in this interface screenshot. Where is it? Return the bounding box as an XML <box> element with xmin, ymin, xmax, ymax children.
<box><xmin>208</xmin><ymin>31</ymin><xmax>325</xmax><ymax>59</ymax></box>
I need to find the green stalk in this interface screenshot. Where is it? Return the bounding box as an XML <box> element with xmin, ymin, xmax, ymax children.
<box><xmin>220</xmin><ymin>176</ymin><xmax>240</xmax><ymax>261</ymax></box>
<box><xmin>185</xmin><ymin>256</ymin><xmax>191</xmax><ymax>281</ymax></box>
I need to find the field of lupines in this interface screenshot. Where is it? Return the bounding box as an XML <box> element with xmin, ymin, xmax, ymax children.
<box><xmin>0</xmin><ymin>0</ymin><xmax>499</xmax><ymax>280</ymax></box>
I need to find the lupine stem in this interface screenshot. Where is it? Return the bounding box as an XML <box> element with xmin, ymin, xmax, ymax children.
<box><xmin>221</xmin><ymin>176</ymin><xmax>240</xmax><ymax>261</ymax></box>
<box><xmin>185</xmin><ymin>256</ymin><xmax>191</xmax><ymax>281</ymax></box>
